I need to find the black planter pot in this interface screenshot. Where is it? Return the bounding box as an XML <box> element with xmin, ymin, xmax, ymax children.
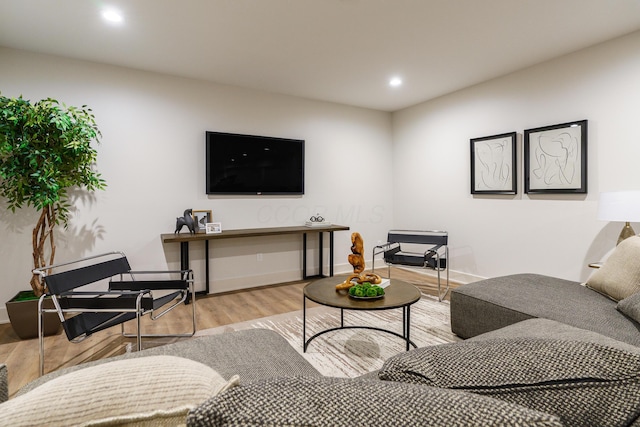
<box><xmin>5</xmin><ymin>291</ymin><xmax>62</xmax><ymax>340</ymax></box>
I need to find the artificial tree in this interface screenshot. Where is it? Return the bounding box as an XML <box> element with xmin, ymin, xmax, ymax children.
<box><xmin>0</xmin><ymin>93</ymin><xmax>106</xmax><ymax>296</ymax></box>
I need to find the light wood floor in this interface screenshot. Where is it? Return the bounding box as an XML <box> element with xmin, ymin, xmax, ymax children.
<box><xmin>0</xmin><ymin>267</ymin><xmax>457</xmax><ymax>397</ymax></box>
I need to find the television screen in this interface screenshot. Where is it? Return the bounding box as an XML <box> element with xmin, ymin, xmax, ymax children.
<box><xmin>206</xmin><ymin>131</ymin><xmax>305</xmax><ymax>195</ymax></box>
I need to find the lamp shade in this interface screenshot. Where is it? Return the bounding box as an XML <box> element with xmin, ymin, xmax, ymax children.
<box><xmin>598</xmin><ymin>191</ymin><xmax>640</xmax><ymax>222</ymax></box>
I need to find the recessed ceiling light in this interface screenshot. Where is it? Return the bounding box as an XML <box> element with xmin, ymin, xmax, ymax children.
<box><xmin>102</xmin><ymin>8</ymin><xmax>124</xmax><ymax>24</ymax></box>
<box><xmin>389</xmin><ymin>77</ymin><xmax>403</xmax><ymax>87</ymax></box>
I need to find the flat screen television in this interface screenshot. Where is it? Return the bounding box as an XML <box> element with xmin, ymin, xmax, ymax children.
<box><xmin>206</xmin><ymin>131</ymin><xmax>305</xmax><ymax>195</ymax></box>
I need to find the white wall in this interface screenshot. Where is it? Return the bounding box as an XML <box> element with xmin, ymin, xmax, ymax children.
<box><xmin>3</xmin><ymin>29</ymin><xmax>640</xmax><ymax>324</ymax></box>
<box><xmin>0</xmin><ymin>48</ymin><xmax>394</xmax><ymax>322</ymax></box>
<box><xmin>392</xmin><ymin>30</ymin><xmax>640</xmax><ymax>283</ymax></box>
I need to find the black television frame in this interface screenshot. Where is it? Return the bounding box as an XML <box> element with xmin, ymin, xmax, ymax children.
<box><xmin>205</xmin><ymin>131</ymin><xmax>305</xmax><ymax>196</ymax></box>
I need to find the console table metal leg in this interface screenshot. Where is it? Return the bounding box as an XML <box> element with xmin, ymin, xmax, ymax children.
<box><xmin>180</xmin><ymin>241</ymin><xmax>193</xmax><ymax>303</ymax></box>
<box><xmin>180</xmin><ymin>241</ymin><xmax>189</xmax><ymax>271</ymax></box>
<box><xmin>329</xmin><ymin>231</ymin><xmax>334</xmax><ymax>276</ymax></box>
<box><xmin>204</xmin><ymin>240</ymin><xmax>210</xmax><ymax>294</ymax></box>
<box><xmin>303</xmin><ymin>231</ymin><xmax>331</xmax><ymax>279</ymax></box>
<box><xmin>302</xmin><ymin>233</ymin><xmax>308</xmax><ymax>279</ymax></box>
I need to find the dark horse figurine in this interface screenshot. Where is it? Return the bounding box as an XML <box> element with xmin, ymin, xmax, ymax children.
<box><xmin>175</xmin><ymin>208</ymin><xmax>196</xmax><ymax>234</ymax></box>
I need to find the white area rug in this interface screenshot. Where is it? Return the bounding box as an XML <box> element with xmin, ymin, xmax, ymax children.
<box><xmin>196</xmin><ymin>295</ymin><xmax>460</xmax><ymax>377</ymax></box>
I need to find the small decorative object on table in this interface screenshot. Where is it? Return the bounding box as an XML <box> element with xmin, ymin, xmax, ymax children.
<box><xmin>205</xmin><ymin>222</ymin><xmax>222</xmax><ymax>234</ymax></box>
<box><xmin>192</xmin><ymin>210</ymin><xmax>213</xmax><ymax>232</ymax></box>
<box><xmin>305</xmin><ymin>213</ymin><xmax>331</xmax><ymax>227</ymax></box>
<box><xmin>335</xmin><ymin>232</ymin><xmax>383</xmax><ymax>292</ymax></box>
<box><xmin>348</xmin><ymin>282</ymin><xmax>385</xmax><ymax>299</ymax></box>
<box><xmin>174</xmin><ymin>209</ymin><xmax>196</xmax><ymax>234</ymax></box>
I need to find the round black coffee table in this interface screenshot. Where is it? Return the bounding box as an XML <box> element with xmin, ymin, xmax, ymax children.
<box><xmin>303</xmin><ymin>275</ymin><xmax>421</xmax><ymax>352</ymax></box>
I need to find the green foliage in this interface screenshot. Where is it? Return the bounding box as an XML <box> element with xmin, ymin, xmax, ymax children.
<box><xmin>0</xmin><ymin>93</ymin><xmax>106</xmax><ymax>227</ymax></box>
<box><xmin>348</xmin><ymin>282</ymin><xmax>385</xmax><ymax>298</ymax></box>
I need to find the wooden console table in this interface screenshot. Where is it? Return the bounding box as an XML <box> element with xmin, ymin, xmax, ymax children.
<box><xmin>161</xmin><ymin>224</ymin><xmax>350</xmax><ymax>294</ymax></box>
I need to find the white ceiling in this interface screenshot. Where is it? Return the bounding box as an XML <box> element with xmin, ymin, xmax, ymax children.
<box><xmin>2</xmin><ymin>0</ymin><xmax>640</xmax><ymax>112</ymax></box>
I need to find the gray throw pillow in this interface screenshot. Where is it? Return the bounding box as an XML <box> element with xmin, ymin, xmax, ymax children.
<box><xmin>187</xmin><ymin>376</ymin><xmax>562</xmax><ymax>427</ymax></box>
<box><xmin>378</xmin><ymin>338</ymin><xmax>640</xmax><ymax>427</ymax></box>
<box><xmin>617</xmin><ymin>291</ymin><xmax>640</xmax><ymax>323</ymax></box>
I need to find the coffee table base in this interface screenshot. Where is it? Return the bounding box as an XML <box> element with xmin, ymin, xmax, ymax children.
<box><xmin>303</xmin><ymin>301</ymin><xmax>417</xmax><ymax>352</ymax></box>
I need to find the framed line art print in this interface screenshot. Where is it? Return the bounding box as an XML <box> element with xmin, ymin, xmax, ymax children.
<box><xmin>470</xmin><ymin>132</ymin><xmax>517</xmax><ymax>194</ymax></box>
<box><xmin>524</xmin><ymin>120</ymin><xmax>587</xmax><ymax>194</ymax></box>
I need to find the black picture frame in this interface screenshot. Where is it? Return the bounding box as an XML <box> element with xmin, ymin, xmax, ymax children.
<box><xmin>470</xmin><ymin>132</ymin><xmax>517</xmax><ymax>194</ymax></box>
<box><xmin>524</xmin><ymin>120</ymin><xmax>587</xmax><ymax>194</ymax></box>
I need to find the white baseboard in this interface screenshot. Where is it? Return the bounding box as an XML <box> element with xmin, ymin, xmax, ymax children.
<box><xmin>0</xmin><ymin>307</ymin><xmax>8</xmax><ymax>324</ymax></box>
<box><xmin>204</xmin><ymin>270</ymin><xmax>302</xmax><ymax>294</ymax></box>
<box><xmin>201</xmin><ymin>263</ymin><xmax>482</xmax><ymax>295</ymax></box>
<box><xmin>337</xmin><ymin>260</ymin><xmax>484</xmax><ymax>285</ymax></box>
<box><xmin>392</xmin><ymin>265</ymin><xmax>483</xmax><ymax>285</ymax></box>
<box><xmin>204</xmin><ymin>262</ymin><xmax>354</xmax><ymax>294</ymax></box>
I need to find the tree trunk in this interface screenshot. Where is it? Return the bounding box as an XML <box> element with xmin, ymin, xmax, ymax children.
<box><xmin>30</xmin><ymin>205</ymin><xmax>56</xmax><ymax>296</ymax></box>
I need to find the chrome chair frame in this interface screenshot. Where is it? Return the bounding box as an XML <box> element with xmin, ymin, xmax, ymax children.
<box><xmin>372</xmin><ymin>230</ymin><xmax>449</xmax><ymax>301</ymax></box>
<box><xmin>34</xmin><ymin>251</ymin><xmax>196</xmax><ymax>376</ymax></box>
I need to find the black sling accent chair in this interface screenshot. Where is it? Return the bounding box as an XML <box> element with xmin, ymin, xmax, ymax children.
<box><xmin>372</xmin><ymin>230</ymin><xmax>449</xmax><ymax>301</ymax></box>
<box><xmin>33</xmin><ymin>251</ymin><xmax>196</xmax><ymax>375</ymax></box>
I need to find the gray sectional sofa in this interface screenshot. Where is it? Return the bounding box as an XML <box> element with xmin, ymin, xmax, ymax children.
<box><xmin>450</xmin><ymin>273</ymin><xmax>640</xmax><ymax>346</ymax></box>
<box><xmin>444</xmin><ymin>236</ymin><xmax>640</xmax><ymax>425</ymax></box>
<box><xmin>4</xmin><ymin>321</ymin><xmax>640</xmax><ymax>426</ymax></box>
<box><xmin>451</xmin><ymin>236</ymin><xmax>640</xmax><ymax>347</ymax></box>
<box><xmin>4</xmin><ymin>237</ymin><xmax>640</xmax><ymax>425</ymax></box>
<box><xmin>0</xmin><ymin>328</ymin><xmax>569</xmax><ymax>426</ymax></box>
